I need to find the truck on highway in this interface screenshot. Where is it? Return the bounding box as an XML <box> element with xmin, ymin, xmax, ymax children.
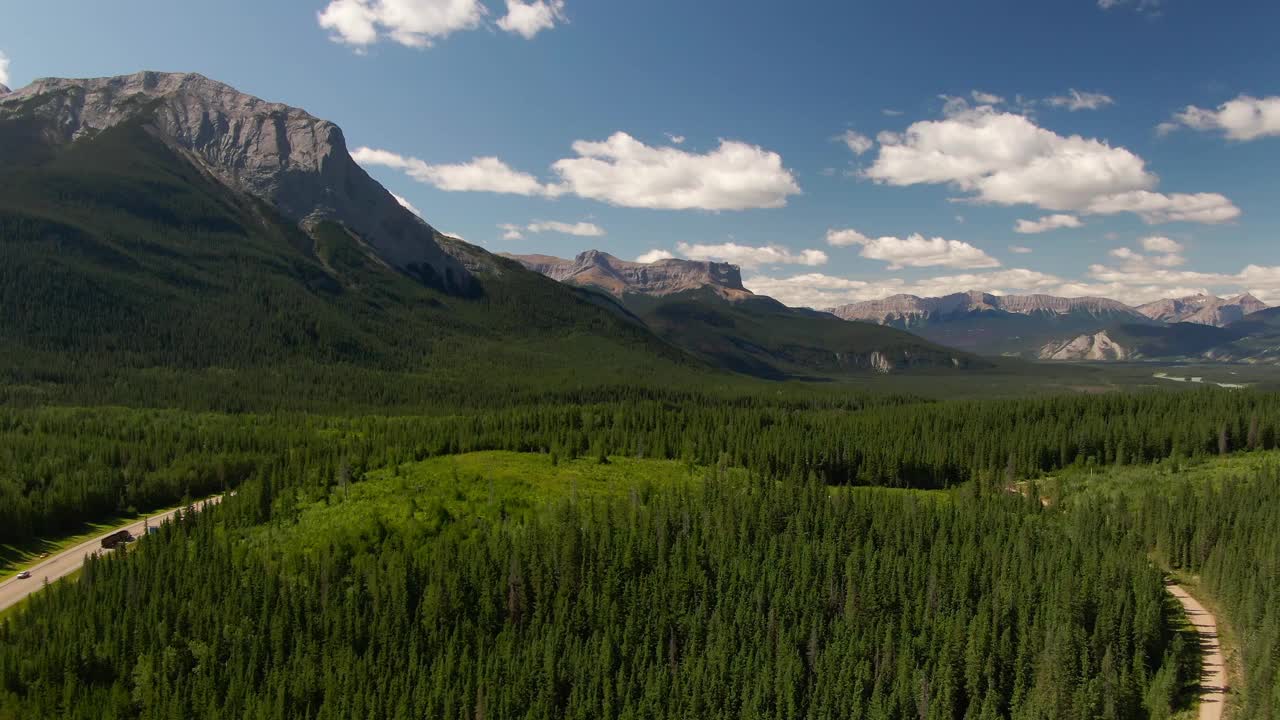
<box><xmin>101</xmin><ymin>530</ymin><xmax>133</xmax><ymax>550</ymax></box>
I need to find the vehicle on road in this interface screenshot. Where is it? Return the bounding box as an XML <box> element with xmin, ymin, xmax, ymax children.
<box><xmin>101</xmin><ymin>530</ymin><xmax>133</xmax><ymax>550</ymax></box>
<box><xmin>17</xmin><ymin>571</ymin><xmax>31</xmax><ymax>580</ymax></box>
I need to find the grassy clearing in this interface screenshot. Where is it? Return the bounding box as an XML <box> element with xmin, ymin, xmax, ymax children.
<box><xmin>1043</xmin><ymin>448</ymin><xmax>1280</xmax><ymax>507</ymax></box>
<box><xmin>249</xmin><ymin>452</ymin><xmax>738</xmax><ymax>554</ymax></box>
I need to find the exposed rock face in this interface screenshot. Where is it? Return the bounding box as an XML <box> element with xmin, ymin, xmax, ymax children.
<box><xmin>1039</xmin><ymin>331</ymin><xmax>1132</xmax><ymax>361</ymax></box>
<box><xmin>0</xmin><ymin>71</ymin><xmax>473</xmax><ymax>291</ymax></box>
<box><xmin>1137</xmin><ymin>293</ymin><xmax>1268</xmax><ymax>327</ymax></box>
<box><xmin>507</xmin><ymin>250</ymin><xmax>752</xmax><ymax>299</ymax></box>
<box><xmin>0</xmin><ymin>84</ymin><xmax>10</xmax><ymax>97</ymax></box>
<box><xmin>830</xmin><ymin>291</ymin><xmax>1143</xmax><ymax>325</ymax></box>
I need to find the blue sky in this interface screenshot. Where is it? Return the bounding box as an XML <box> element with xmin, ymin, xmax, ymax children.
<box><xmin>3</xmin><ymin>0</ymin><xmax>1280</xmax><ymax>307</ymax></box>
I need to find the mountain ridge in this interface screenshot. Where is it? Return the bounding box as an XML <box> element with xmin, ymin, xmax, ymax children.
<box><xmin>0</xmin><ymin>70</ymin><xmax>476</xmax><ymax>293</ymax></box>
<box><xmin>505</xmin><ymin>250</ymin><xmax>753</xmax><ymax>300</ymax></box>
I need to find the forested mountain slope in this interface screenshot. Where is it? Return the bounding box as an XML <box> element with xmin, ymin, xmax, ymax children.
<box><xmin>0</xmin><ymin>73</ymin><xmax>702</xmax><ymax>400</ymax></box>
<box><xmin>512</xmin><ymin>252</ymin><xmax>979</xmax><ymax>378</ymax></box>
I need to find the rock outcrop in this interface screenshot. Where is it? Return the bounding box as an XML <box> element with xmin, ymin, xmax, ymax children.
<box><xmin>507</xmin><ymin>250</ymin><xmax>753</xmax><ymax>300</ymax></box>
<box><xmin>0</xmin><ymin>71</ymin><xmax>473</xmax><ymax>291</ymax></box>
<box><xmin>1038</xmin><ymin>331</ymin><xmax>1132</xmax><ymax>361</ymax></box>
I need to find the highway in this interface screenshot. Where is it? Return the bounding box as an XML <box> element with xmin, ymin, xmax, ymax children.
<box><xmin>0</xmin><ymin>495</ymin><xmax>223</xmax><ymax>614</ymax></box>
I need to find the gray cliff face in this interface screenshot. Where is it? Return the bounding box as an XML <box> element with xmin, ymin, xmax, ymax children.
<box><xmin>0</xmin><ymin>71</ymin><xmax>472</xmax><ymax>291</ymax></box>
<box><xmin>507</xmin><ymin>250</ymin><xmax>751</xmax><ymax>299</ymax></box>
<box><xmin>0</xmin><ymin>84</ymin><xmax>10</xmax><ymax>96</ymax></box>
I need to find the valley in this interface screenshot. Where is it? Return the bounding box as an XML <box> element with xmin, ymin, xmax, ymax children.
<box><xmin>0</xmin><ymin>62</ymin><xmax>1277</xmax><ymax>720</ymax></box>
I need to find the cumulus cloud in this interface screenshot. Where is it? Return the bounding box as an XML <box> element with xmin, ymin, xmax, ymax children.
<box><xmin>837</xmin><ymin>129</ymin><xmax>874</xmax><ymax>156</ymax></box>
<box><xmin>665</xmin><ymin>133</ymin><xmax>686</xmax><ymax>145</ymax></box>
<box><xmin>0</xmin><ymin>51</ymin><xmax>10</xmax><ymax>88</ymax></box>
<box><xmin>524</xmin><ymin>220</ymin><xmax>606</xmax><ymax>236</ymax></box>
<box><xmin>498</xmin><ymin>223</ymin><xmax>525</xmax><ymax>240</ymax></box>
<box><xmin>358</xmin><ymin>133</ymin><xmax>800</xmax><ymax>211</ymax></box>
<box><xmin>1140</xmin><ymin>235</ymin><xmax>1184</xmax><ymax>254</ymax></box>
<box><xmin>743</xmin><ymin>268</ymin><xmax>1063</xmax><ymax>309</ymax></box>
<box><xmin>826</xmin><ymin>229</ymin><xmax>1000</xmax><ymax>270</ymax></box>
<box><xmin>1160</xmin><ymin>95</ymin><xmax>1280</xmax><ymax>141</ymax></box>
<box><xmin>864</xmin><ymin>104</ymin><xmax>1239</xmax><ymax>224</ymax></box>
<box><xmin>1009</xmin><ymin>245</ymin><xmax>1033</xmax><ymax>254</ymax></box>
<box><xmin>1097</xmin><ymin>0</ymin><xmax>1164</xmax><ymax>13</ymax></box>
<box><xmin>353</xmin><ymin>146</ymin><xmax>560</xmax><ymax>196</ymax></box>
<box><xmin>552</xmin><ymin>133</ymin><xmax>801</xmax><ymax>210</ymax></box>
<box><xmin>318</xmin><ymin>0</ymin><xmax>489</xmax><ymax>48</ymax></box>
<box><xmin>675</xmin><ymin>242</ymin><xmax>827</xmax><ymax>269</ymax></box>
<box><xmin>636</xmin><ymin>249</ymin><xmax>676</xmax><ymax>263</ymax></box>
<box><xmin>391</xmin><ymin>193</ymin><xmax>424</xmax><ymax>218</ymax></box>
<box><xmin>1014</xmin><ymin>214</ymin><xmax>1083</xmax><ymax>234</ymax></box>
<box><xmin>496</xmin><ymin>0</ymin><xmax>565</xmax><ymax>39</ymax></box>
<box><xmin>1044</xmin><ymin>89</ymin><xmax>1115</xmax><ymax>111</ymax></box>
<box><xmin>1082</xmin><ymin>190</ymin><xmax>1239</xmax><ymax>224</ymax></box>
<box><xmin>971</xmin><ymin>90</ymin><xmax>1004</xmax><ymax>105</ymax></box>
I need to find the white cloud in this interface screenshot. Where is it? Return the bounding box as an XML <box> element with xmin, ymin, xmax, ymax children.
<box><xmin>665</xmin><ymin>133</ymin><xmax>686</xmax><ymax>145</ymax></box>
<box><xmin>1162</xmin><ymin>95</ymin><xmax>1280</xmax><ymax>141</ymax></box>
<box><xmin>0</xmin><ymin>51</ymin><xmax>10</xmax><ymax>87</ymax></box>
<box><xmin>496</xmin><ymin>0</ymin><xmax>565</xmax><ymax>39</ymax></box>
<box><xmin>636</xmin><ymin>249</ymin><xmax>676</xmax><ymax>263</ymax></box>
<box><xmin>498</xmin><ymin>223</ymin><xmax>525</xmax><ymax>240</ymax></box>
<box><xmin>353</xmin><ymin>146</ymin><xmax>559</xmax><ymax>197</ymax></box>
<box><xmin>359</xmin><ymin>133</ymin><xmax>801</xmax><ymax>211</ymax></box>
<box><xmin>1082</xmin><ymin>190</ymin><xmax>1240</xmax><ymax>224</ymax></box>
<box><xmin>826</xmin><ymin>229</ymin><xmax>1000</xmax><ymax>270</ymax></box>
<box><xmin>882</xmin><ymin>109</ymin><xmax>904</xmax><ymax>117</ymax></box>
<box><xmin>524</xmin><ymin>220</ymin><xmax>605</xmax><ymax>237</ymax></box>
<box><xmin>1014</xmin><ymin>214</ymin><xmax>1083</xmax><ymax>234</ymax></box>
<box><xmin>391</xmin><ymin>193</ymin><xmax>424</xmax><ymax>218</ymax></box>
<box><xmin>1010</xmin><ymin>245</ymin><xmax>1033</xmax><ymax>254</ymax></box>
<box><xmin>1044</xmin><ymin>89</ymin><xmax>1115</xmax><ymax>111</ymax></box>
<box><xmin>837</xmin><ymin>129</ymin><xmax>873</xmax><ymax>156</ymax></box>
<box><xmin>743</xmin><ymin>268</ymin><xmax>1063</xmax><ymax>309</ymax></box>
<box><xmin>1097</xmin><ymin>0</ymin><xmax>1164</xmax><ymax>13</ymax></box>
<box><xmin>864</xmin><ymin>104</ymin><xmax>1239</xmax><ymax>224</ymax></box>
<box><xmin>1109</xmin><ymin>247</ymin><xmax>1142</xmax><ymax>261</ymax></box>
<box><xmin>318</xmin><ymin>0</ymin><xmax>488</xmax><ymax>48</ymax></box>
<box><xmin>1140</xmin><ymin>235</ymin><xmax>1184</xmax><ymax>254</ymax></box>
<box><xmin>971</xmin><ymin>90</ymin><xmax>1004</xmax><ymax>105</ymax></box>
<box><xmin>675</xmin><ymin>241</ymin><xmax>827</xmax><ymax>269</ymax></box>
<box><xmin>551</xmin><ymin>132</ymin><xmax>801</xmax><ymax>210</ymax></box>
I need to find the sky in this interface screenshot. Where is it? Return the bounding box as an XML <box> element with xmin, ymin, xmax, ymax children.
<box><xmin>3</xmin><ymin>0</ymin><xmax>1280</xmax><ymax>308</ymax></box>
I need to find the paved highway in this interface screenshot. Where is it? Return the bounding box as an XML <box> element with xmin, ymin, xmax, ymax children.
<box><xmin>0</xmin><ymin>495</ymin><xmax>224</xmax><ymax>614</ymax></box>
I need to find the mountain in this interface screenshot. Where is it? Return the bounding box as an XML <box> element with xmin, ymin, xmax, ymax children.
<box><xmin>0</xmin><ymin>71</ymin><xmax>474</xmax><ymax>292</ymax></box>
<box><xmin>828</xmin><ymin>291</ymin><xmax>1152</xmax><ymax>356</ymax></box>
<box><xmin>1136</xmin><ymin>293</ymin><xmax>1268</xmax><ymax>327</ymax></box>
<box><xmin>1038</xmin><ymin>324</ymin><xmax>1242</xmax><ymax>361</ymax></box>
<box><xmin>512</xmin><ymin>251</ymin><xmax>979</xmax><ymax>378</ymax></box>
<box><xmin>0</xmin><ymin>72</ymin><xmax>702</xmax><ymax>403</ymax></box>
<box><xmin>1204</xmin><ymin>308</ymin><xmax>1280</xmax><ymax>363</ymax></box>
<box><xmin>505</xmin><ymin>251</ymin><xmax>753</xmax><ymax>300</ymax></box>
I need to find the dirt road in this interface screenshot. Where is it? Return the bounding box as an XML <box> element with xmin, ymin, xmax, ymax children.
<box><xmin>0</xmin><ymin>496</ymin><xmax>223</xmax><ymax>614</ymax></box>
<box><xmin>1167</xmin><ymin>582</ymin><xmax>1229</xmax><ymax>720</ymax></box>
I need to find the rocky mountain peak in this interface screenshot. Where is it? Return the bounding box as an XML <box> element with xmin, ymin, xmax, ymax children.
<box><xmin>506</xmin><ymin>250</ymin><xmax>751</xmax><ymax>299</ymax></box>
<box><xmin>1137</xmin><ymin>292</ymin><xmax>1270</xmax><ymax>327</ymax></box>
<box><xmin>0</xmin><ymin>84</ymin><xmax>10</xmax><ymax>97</ymax></box>
<box><xmin>0</xmin><ymin>71</ymin><xmax>474</xmax><ymax>292</ymax></box>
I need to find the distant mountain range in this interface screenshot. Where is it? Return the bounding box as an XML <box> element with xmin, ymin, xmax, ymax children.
<box><xmin>827</xmin><ymin>290</ymin><xmax>1273</xmax><ymax>362</ymax></box>
<box><xmin>508</xmin><ymin>252</ymin><xmax>977</xmax><ymax>377</ymax></box>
